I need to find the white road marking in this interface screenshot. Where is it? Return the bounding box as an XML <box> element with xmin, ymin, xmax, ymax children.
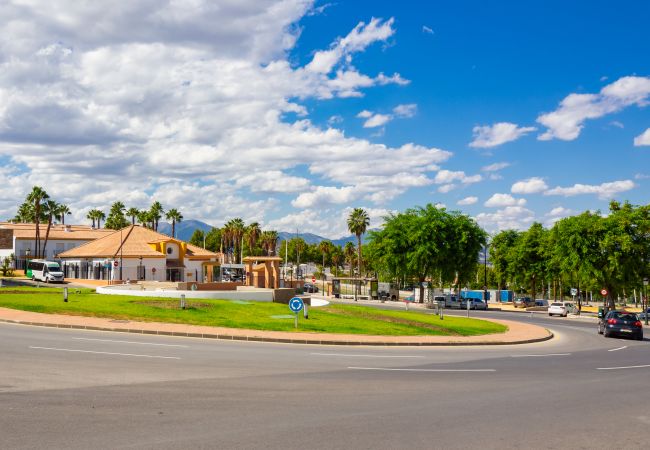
<box><xmin>348</xmin><ymin>366</ymin><xmax>495</xmax><ymax>372</ymax></box>
<box><xmin>608</xmin><ymin>346</ymin><xmax>628</xmax><ymax>352</ymax></box>
<box><xmin>72</xmin><ymin>337</ymin><xmax>188</xmax><ymax>348</ymax></box>
<box><xmin>311</xmin><ymin>353</ymin><xmax>425</xmax><ymax>358</ymax></box>
<box><xmin>29</xmin><ymin>346</ymin><xmax>180</xmax><ymax>359</ymax></box>
<box><xmin>597</xmin><ymin>364</ymin><xmax>650</xmax><ymax>371</ymax></box>
<box><xmin>511</xmin><ymin>353</ymin><xmax>571</xmax><ymax>358</ymax></box>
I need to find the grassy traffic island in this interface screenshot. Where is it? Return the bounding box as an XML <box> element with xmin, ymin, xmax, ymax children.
<box><xmin>0</xmin><ymin>287</ymin><xmax>507</xmax><ymax>337</ymax></box>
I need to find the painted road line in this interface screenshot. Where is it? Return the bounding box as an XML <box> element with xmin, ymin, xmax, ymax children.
<box><xmin>29</xmin><ymin>346</ymin><xmax>181</xmax><ymax>359</ymax></box>
<box><xmin>511</xmin><ymin>353</ymin><xmax>571</xmax><ymax>358</ymax></box>
<box><xmin>312</xmin><ymin>353</ymin><xmax>425</xmax><ymax>358</ymax></box>
<box><xmin>72</xmin><ymin>337</ymin><xmax>188</xmax><ymax>348</ymax></box>
<box><xmin>597</xmin><ymin>364</ymin><xmax>650</xmax><ymax>371</ymax></box>
<box><xmin>608</xmin><ymin>346</ymin><xmax>628</xmax><ymax>352</ymax></box>
<box><xmin>348</xmin><ymin>367</ymin><xmax>495</xmax><ymax>372</ymax></box>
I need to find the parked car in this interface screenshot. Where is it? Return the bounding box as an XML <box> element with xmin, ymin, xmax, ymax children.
<box><xmin>534</xmin><ymin>299</ymin><xmax>549</xmax><ymax>307</ymax></box>
<box><xmin>637</xmin><ymin>308</ymin><xmax>650</xmax><ymax>321</ymax></box>
<box><xmin>548</xmin><ymin>301</ymin><xmax>576</xmax><ymax>317</ymax></box>
<box><xmin>514</xmin><ymin>297</ymin><xmax>534</xmax><ymax>308</ymax></box>
<box><xmin>460</xmin><ymin>298</ymin><xmax>488</xmax><ymax>310</ymax></box>
<box><xmin>303</xmin><ymin>282</ymin><xmax>319</xmax><ymax>293</ymax></box>
<box><xmin>598</xmin><ymin>310</ymin><xmax>643</xmax><ymax>340</ymax></box>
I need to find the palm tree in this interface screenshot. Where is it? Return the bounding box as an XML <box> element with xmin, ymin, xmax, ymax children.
<box><xmin>165</xmin><ymin>209</ymin><xmax>183</xmax><ymax>238</ymax></box>
<box><xmin>245</xmin><ymin>222</ymin><xmax>261</xmax><ymax>256</ymax></box>
<box><xmin>96</xmin><ymin>210</ymin><xmax>106</xmax><ymax>228</ymax></box>
<box><xmin>149</xmin><ymin>201</ymin><xmax>164</xmax><ymax>231</ymax></box>
<box><xmin>331</xmin><ymin>248</ymin><xmax>343</xmax><ymax>277</ymax></box>
<box><xmin>347</xmin><ymin>208</ymin><xmax>370</xmax><ymax>281</ymax></box>
<box><xmin>126</xmin><ymin>207</ymin><xmax>140</xmax><ymax>225</ymax></box>
<box><xmin>260</xmin><ymin>231</ymin><xmax>279</xmax><ymax>256</ymax></box>
<box><xmin>27</xmin><ymin>186</ymin><xmax>49</xmax><ymax>257</ymax></box>
<box><xmin>224</xmin><ymin>218</ymin><xmax>245</xmax><ymax>263</ymax></box>
<box><xmin>14</xmin><ymin>202</ymin><xmax>34</xmax><ymax>223</ymax></box>
<box><xmin>137</xmin><ymin>210</ymin><xmax>151</xmax><ymax>229</ymax></box>
<box><xmin>344</xmin><ymin>242</ymin><xmax>356</xmax><ymax>277</ymax></box>
<box><xmin>56</xmin><ymin>204</ymin><xmax>71</xmax><ymax>225</ymax></box>
<box><xmin>41</xmin><ymin>200</ymin><xmax>59</xmax><ymax>258</ymax></box>
<box><xmin>318</xmin><ymin>240</ymin><xmax>333</xmax><ymax>277</ymax></box>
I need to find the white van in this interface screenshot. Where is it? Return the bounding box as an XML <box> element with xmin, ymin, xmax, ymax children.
<box><xmin>27</xmin><ymin>260</ymin><xmax>64</xmax><ymax>283</ymax></box>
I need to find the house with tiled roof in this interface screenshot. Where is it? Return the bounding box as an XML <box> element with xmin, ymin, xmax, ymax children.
<box><xmin>0</xmin><ymin>222</ymin><xmax>114</xmax><ymax>267</ymax></box>
<box><xmin>57</xmin><ymin>225</ymin><xmax>221</xmax><ymax>282</ymax></box>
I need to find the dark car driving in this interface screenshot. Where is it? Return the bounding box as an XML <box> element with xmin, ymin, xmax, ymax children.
<box><xmin>514</xmin><ymin>297</ymin><xmax>534</xmax><ymax>308</ymax></box>
<box><xmin>303</xmin><ymin>282</ymin><xmax>319</xmax><ymax>293</ymax></box>
<box><xmin>598</xmin><ymin>310</ymin><xmax>643</xmax><ymax>340</ymax></box>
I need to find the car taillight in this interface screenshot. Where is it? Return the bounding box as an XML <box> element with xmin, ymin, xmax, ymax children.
<box><xmin>607</xmin><ymin>318</ymin><xmax>617</xmax><ymax>325</ymax></box>
<box><xmin>634</xmin><ymin>320</ymin><xmax>642</xmax><ymax>327</ymax></box>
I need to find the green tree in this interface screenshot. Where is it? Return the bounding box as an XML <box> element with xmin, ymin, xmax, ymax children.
<box><xmin>26</xmin><ymin>186</ymin><xmax>49</xmax><ymax>257</ymax></box>
<box><xmin>165</xmin><ymin>208</ymin><xmax>183</xmax><ymax>238</ymax></box>
<box><xmin>149</xmin><ymin>201</ymin><xmax>164</xmax><ymax>231</ymax></box>
<box><xmin>189</xmin><ymin>229</ymin><xmax>205</xmax><ymax>248</ymax></box>
<box><xmin>126</xmin><ymin>207</ymin><xmax>140</xmax><ymax>225</ymax></box>
<box><xmin>105</xmin><ymin>201</ymin><xmax>129</xmax><ymax>230</ymax></box>
<box><xmin>260</xmin><ymin>230</ymin><xmax>279</xmax><ymax>256</ymax></box>
<box><xmin>56</xmin><ymin>204</ymin><xmax>71</xmax><ymax>225</ymax></box>
<box><xmin>40</xmin><ymin>199</ymin><xmax>59</xmax><ymax>258</ymax></box>
<box><xmin>489</xmin><ymin>230</ymin><xmax>521</xmax><ymax>291</ymax></box>
<box><xmin>245</xmin><ymin>222</ymin><xmax>261</xmax><ymax>256</ymax></box>
<box><xmin>344</xmin><ymin>242</ymin><xmax>356</xmax><ymax>277</ymax></box>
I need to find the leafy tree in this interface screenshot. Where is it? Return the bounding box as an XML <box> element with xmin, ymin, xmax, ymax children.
<box><xmin>344</xmin><ymin>242</ymin><xmax>356</xmax><ymax>277</ymax></box>
<box><xmin>260</xmin><ymin>230</ymin><xmax>279</xmax><ymax>256</ymax></box>
<box><xmin>126</xmin><ymin>207</ymin><xmax>140</xmax><ymax>225</ymax></box>
<box><xmin>165</xmin><ymin>208</ymin><xmax>183</xmax><ymax>238</ymax></box>
<box><xmin>347</xmin><ymin>208</ymin><xmax>370</xmax><ymax>283</ymax></box>
<box><xmin>105</xmin><ymin>201</ymin><xmax>129</xmax><ymax>230</ymax></box>
<box><xmin>149</xmin><ymin>201</ymin><xmax>164</xmax><ymax>231</ymax></box>
<box><xmin>189</xmin><ymin>229</ymin><xmax>205</xmax><ymax>248</ymax></box>
<box><xmin>26</xmin><ymin>186</ymin><xmax>49</xmax><ymax>257</ymax></box>
<box><xmin>245</xmin><ymin>222</ymin><xmax>261</xmax><ymax>256</ymax></box>
<box><xmin>489</xmin><ymin>230</ymin><xmax>521</xmax><ymax>291</ymax></box>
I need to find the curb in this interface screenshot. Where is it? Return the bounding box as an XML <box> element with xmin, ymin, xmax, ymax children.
<box><xmin>0</xmin><ymin>317</ymin><xmax>554</xmax><ymax>346</ymax></box>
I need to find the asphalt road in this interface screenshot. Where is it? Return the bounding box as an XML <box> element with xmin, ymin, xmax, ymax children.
<box><xmin>1</xmin><ymin>308</ymin><xmax>649</xmax><ymax>449</ymax></box>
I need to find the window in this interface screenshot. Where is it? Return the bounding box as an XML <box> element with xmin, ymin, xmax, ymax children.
<box><xmin>167</xmin><ymin>247</ymin><xmax>173</xmax><ymax>255</ymax></box>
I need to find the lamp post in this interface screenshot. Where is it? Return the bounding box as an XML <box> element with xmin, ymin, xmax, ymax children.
<box><xmin>483</xmin><ymin>241</ymin><xmax>488</xmax><ymax>304</ymax></box>
<box><xmin>643</xmin><ymin>278</ymin><xmax>648</xmax><ymax>325</ymax></box>
<box><xmin>25</xmin><ymin>248</ymin><xmax>31</xmax><ymax>277</ymax></box>
<box><xmin>139</xmin><ymin>256</ymin><xmax>143</xmax><ymax>280</ymax></box>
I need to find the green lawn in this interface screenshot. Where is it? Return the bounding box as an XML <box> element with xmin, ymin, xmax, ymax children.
<box><xmin>0</xmin><ymin>286</ymin><xmax>507</xmax><ymax>336</ymax></box>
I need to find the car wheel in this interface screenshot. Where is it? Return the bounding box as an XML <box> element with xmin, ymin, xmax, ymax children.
<box><xmin>603</xmin><ymin>329</ymin><xmax>610</xmax><ymax>338</ymax></box>
<box><xmin>548</xmin><ymin>313</ymin><xmax>553</xmax><ymax>316</ymax></box>
<box><xmin>563</xmin><ymin>313</ymin><xmax>567</xmax><ymax>317</ymax></box>
<box><xmin>597</xmin><ymin>326</ymin><xmax>603</xmax><ymax>335</ymax></box>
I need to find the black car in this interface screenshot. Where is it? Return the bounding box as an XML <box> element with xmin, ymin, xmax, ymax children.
<box><xmin>598</xmin><ymin>310</ymin><xmax>643</xmax><ymax>340</ymax></box>
<box><xmin>303</xmin><ymin>282</ymin><xmax>319</xmax><ymax>293</ymax></box>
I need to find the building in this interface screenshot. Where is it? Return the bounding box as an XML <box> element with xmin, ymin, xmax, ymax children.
<box><xmin>0</xmin><ymin>222</ymin><xmax>114</xmax><ymax>268</ymax></box>
<box><xmin>58</xmin><ymin>225</ymin><xmax>221</xmax><ymax>282</ymax></box>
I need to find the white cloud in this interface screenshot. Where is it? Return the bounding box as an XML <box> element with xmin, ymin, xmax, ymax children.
<box><xmin>481</xmin><ymin>162</ymin><xmax>510</xmax><ymax>172</ymax></box>
<box><xmin>457</xmin><ymin>196</ymin><xmax>478</xmax><ymax>206</ymax></box>
<box><xmin>363</xmin><ymin>113</ymin><xmax>392</xmax><ymax>128</ymax></box>
<box><xmin>484</xmin><ymin>193</ymin><xmax>527</xmax><ymax>208</ymax></box>
<box><xmin>511</xmin><ymin>177</ymin><xmax>548</xmax><ymax>194</ymax></box>
<box><xmin>469</xmin><ymin>122</ymin><xmax>536</xmax><ymax>148</ymax></box>
<box><xmin>291</xmin><ymin>185</ymin><xmax>358</xmax><ymax>208</ymax></box>
<box><xmin>634</xmin><ymin>128</ymin><xmax>650</xmax><ymax>146</ymax></box>
<box><xmin>545</xmin><ymin>180</ymin><xmax>636</xmax><ymax>199</ymax></box>
<box><xmin>537</xmin><ymin>76</ymin><xmax>650</xmax><ymax>141</ymax></box>
<box><xmin>393</xmin><ymin>103</ymin><xmax>417</xmax><ymax>118</ymax></box>
<box><xmin>635</xmin><ymin>173</ymin><xmax>650</xmax><ymax>180</ymax></box>
<box><xmin>475</xmin><ymin>206</ymin><xmax>535</xmax><ymax>232</ymax></box>
<box><xmin>610</xmin><ymin>120</ymin><xmax>624</xmax><ymax>129</ymax></box>
<box><xmin>434</xmin><ymin>170</ymin><xmax>482</xmax><ymax>185</ymax></box>
<box><xmin>422</xmin><ymin>26</ymin><xmax>434</xmax><ymax>34</ymax></box>
<box><xmin>356</xmin><ymin>110</ymin><xmax>373</xmax><ymax>118</ymax></box>
<box><xmin>437</xmin><ymin>184</ymin><xmax>457</xmax><ymax>193</ymax></box>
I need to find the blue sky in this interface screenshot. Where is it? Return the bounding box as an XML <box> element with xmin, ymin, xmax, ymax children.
<box><xmin>0</xmin><ymin>1</ymin><xmax>648</xmax><ymax>237</ymax></box>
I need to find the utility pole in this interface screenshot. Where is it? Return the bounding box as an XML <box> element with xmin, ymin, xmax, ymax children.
<box><xmin>644</xmin><ymin>278</ymin><xmax>649</xmax><ymax>326</ymax></box>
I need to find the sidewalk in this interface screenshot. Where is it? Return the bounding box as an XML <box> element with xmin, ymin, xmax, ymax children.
<box><xmin>0</xmin><ymin>307</ymin><xmax>552</xmax><ymax>346</ymax></box>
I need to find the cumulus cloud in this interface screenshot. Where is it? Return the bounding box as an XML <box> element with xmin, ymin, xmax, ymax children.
<box><xmin>0</xmin><ymin>3</ymin><xmax>443</xmax><ymax>234</ymax></box>
<box><xmin>422</xmin><ymin>25</ymin><xmax>434</xmax><ymax>34</ymax></box>
<box><xmin>433</xmin><ymin>170</ymin><xmax>482</xmax><ymax>185</ymax></box>
<box><xmin>393</xmin><ymin>103</ymin><xmax>417</xmax><ymax>118</ymax></box>
<box><xmin>475</xmin><ymin>206</ymin><xmax>535</xmax><ymax>232</ymax></box>
<box><xmin>484</xmin><ymin>193</ymin><xmax>527</xmax><ymax>208</ymax></box>
<box><xmin>356</xmin><ymin>103</ymin><xmax>417</xmax><ymax>128</ymax></box>
<box><xmin>362</xmin><ymin>113</ymin><xmax>392</xmax><ymax>128</ymax></box>
<box><xmin>457</xmin><ymin>196</ymin><xmax>478</xmax><ymax>206</ymax></box>
<box><xmin>511</xmin><ymin>177</ymin><xmax>548</xmax><ymax>194</ymax></box>
<box><xmin>634</xmin><ymin>128</ymin><xmax>650</xmax><ymax>146</ymax></box>
<box><xmin>537</xmin><ymin>76</ymin><xmax>650</xmax><ymax>141</ymax></box>
<box><xmin>481</xmin><ymin>162</ymin><xmax>510</xmax><ymax>172</ymax></box>
<box><xmin>545</xmin><ymin>180</ymin><xmax>636</xmax><ymax>199</ymax></box>
<box><xmin>469</xmin><ymin>122</ymin><xmax>536</xmax><ymax>148</ymax></box>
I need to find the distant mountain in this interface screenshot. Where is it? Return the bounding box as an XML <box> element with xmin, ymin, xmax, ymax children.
<box><xmin>157</xmin><ymin>219</ymin><xmax>373</xmax><ymax>247</ymax></box>
<box><xmin>158</xmin><ymin>219</ymin><xmax>214</xmax><ymax>241</ymax></box>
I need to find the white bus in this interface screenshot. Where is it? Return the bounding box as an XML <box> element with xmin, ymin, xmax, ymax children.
<box><xmin>27</xmin><ymin>260</ymin><xmax>65</xmax><ymax>283</ymax></box>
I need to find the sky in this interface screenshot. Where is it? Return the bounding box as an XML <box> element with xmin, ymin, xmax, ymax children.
<box><xmin>0</xmin><ymin>0</ymin><xmax>649</xmax><ymax>238</ymax></box>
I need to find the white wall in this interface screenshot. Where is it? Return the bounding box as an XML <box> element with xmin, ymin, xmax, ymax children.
<box><xmin>165</xmin><ymin>242</ymin><xmax>179</xmax><ymax>259</ymax></box>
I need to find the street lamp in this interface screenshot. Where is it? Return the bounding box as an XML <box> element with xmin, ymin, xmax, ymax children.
<box><xmin>483</xmin><ymin>241</ymin><xmax>488</xmax><ymax>304</ymax></box>
<box><xmin>139</xmin><ymin>256</ymin><xmax>143</xmax><ymax>280</ymax></box>
<box><xmin>25</xmin><ymin>248</ymin><xmax>31</xmax><ymax>276</ymax></box>
<box><xmin>643</xmin><ymin>278</ymin><xmax>648</xmax><ymax>325</ymax></box>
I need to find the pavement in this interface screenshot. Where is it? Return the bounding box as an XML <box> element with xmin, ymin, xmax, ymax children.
<box><xmin>0</xmin><ymin>306</ymin><xmax>551</xmax><ymax>346</ymax></box>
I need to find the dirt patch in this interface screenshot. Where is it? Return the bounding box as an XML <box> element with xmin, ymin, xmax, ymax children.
<box><xmin>325</xmin><ymin>307</ymin><xmax>462</xmax><ymax>335</ymax></box>
<box><xmin>133</xmin><ymin>300</ymin><xmax>214</xmax><ymax>310</ymax></box>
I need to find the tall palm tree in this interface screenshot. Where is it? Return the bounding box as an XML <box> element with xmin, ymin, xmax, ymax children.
<box><xmin>245</xmin><ymin>222</ymin><xmax>261</xmax><ymax>256</ymax></box>
<box><xmin>149</xmin><ymin>201</ymin><xmax>164</xmax><ymax>231</ymax></box>
<box><xmin>126</xmin><ymin>207</ymin><xmax>140</xmax><ymax>225</ymax></box>
<box><xmin>318</xmin><ymin>240</ymin><xmax>333</xmax><ymax>276</ymax></box>
<box><xmin>137</xmin><ymin>210</ymin><xmax>151</xmax><ymax>228</ymax></box>
<box><xmin>165</xmin><ymin>209</ymin><xmax>183</xmax><ymax>238</ymax></box>
<box><xmin>260</xmin><ymin>230</ymin><xmax>279</xmax><ymax>256</ymax></box>
<box><xmin>96</xmin><ymin>210</ymin><xmax>106</xmax><ymax>228</ymax></box>
<box><xmin>331</xmin><ymin>248</ymin><xmax>343</xmax><ymax>277</ymax></box>
<box><xmin>294</xmin><ymin>238</ymin><xmax>307</xmax><ymax>276</ymax></box>
<box><xmin>56</xmin><ymin>204</ymin><xmax>71</xmax><ymax>225</ymax></box>
<box><xmin>224</xmin><ymin>218</ymin><xmax>245</xmax><ymax>263</ymax></box>
<box><xmin>347</xmin><ymin>208</ymin><xmax>370</xmax><ymax>281</ymax></box>
<box><xmin>41</xmin><ymin>200</ymin><xmax>59</xmax><ymax>258</ymax></box>
<box><xmin>14</xmin><ymin>202</ymin><xmax>34</xmax><ymax>223</ymax></box>
<box><xmin>26</xmin><ymin>186</ymin><xmax>49</xmax><ymax>257</ymax></box>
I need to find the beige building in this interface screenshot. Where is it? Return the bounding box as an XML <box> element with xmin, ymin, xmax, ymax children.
<box><xmin>58</xmin><ymin>225</ymin><xmax>221</xmax><ymax>282</ymax></box>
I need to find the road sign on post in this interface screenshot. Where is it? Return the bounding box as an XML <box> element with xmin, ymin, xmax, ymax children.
<box><xmin>571</xmin><ymin>288</ymin><xmax>577</xmax><ymax>296</ymax></box>
<box><xmin>600</xmin><ymin>289</ymin><xmax>608</xmax><ymax>296</ymax></box>
<box><xmin>311</xmin><ymin>276</ymin><xmax>316</xmax><ymax>283</ymax></box>
<box><xmin>289</xmin><ymin>296</ymin><xmax>304</xmax><ymax>329</ymax></box>
<box><xmin>113</xmin><ymin>261</ymin><xmax>118</xmax><ymax>268</ymax></box>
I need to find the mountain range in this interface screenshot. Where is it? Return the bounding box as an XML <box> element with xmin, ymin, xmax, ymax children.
<box><xmin>157</xmin><ymin>219</ymin><xmax>368</xmax><ymax>247</ymax></box>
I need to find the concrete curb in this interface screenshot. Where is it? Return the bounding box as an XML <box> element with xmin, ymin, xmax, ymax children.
<box><xmin>0</xmin><ymin>317</ymin><xmax>553</xmax><ymax>346</ymax></box>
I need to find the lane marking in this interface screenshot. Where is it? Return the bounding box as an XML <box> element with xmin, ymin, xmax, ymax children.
<box><xmin>348</xmin><ymin>367</ymin><xmax>495</xmax><ymax>372</ymax></box>
<box><xmin>29</xmin><ymin>346</ymin><xmax>180</xmax><ymax>360</ymax></box>
<box><xmin>311</xmin><ymin>353</ymin><xmax>425</xmax><ymax>358</ymax></box>
<box><xmin>511</xmin><ymin>353</ymin><xmax>571</xmax><ymax>358</ymax></box>
<box><xmin>608</xmin><ymin>346</ymin><xmax>628</xmax><ymax>352</ymax></box>
<box><xmin>72</xmin><ymin>337</ymin><xmax>188</xmax><ymax>348</ymax></box>
<box><xmin>597</xmin><ymin>364</ymin><xmax>650</xmax><ymax>371</ymax></box>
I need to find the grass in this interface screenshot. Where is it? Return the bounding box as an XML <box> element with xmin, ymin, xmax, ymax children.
<box><xmin>0</xmin><ymin>286</ymin><xmax>507</xmax><ymax>336</ymax></box>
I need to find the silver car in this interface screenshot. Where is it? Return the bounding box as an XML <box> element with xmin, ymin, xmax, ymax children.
<box><xmin>548</xmin><ymin>301</ymin><xmax>575</xmax><ymax>317</ymax></box>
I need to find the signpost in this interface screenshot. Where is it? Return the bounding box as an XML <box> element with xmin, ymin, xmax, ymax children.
<box><xmin>311</xmin><ymin>276</ymin><xmax>316</xmax><ymax>283</ymax></box>
<box><xmin>643</xmin><ymin>278</ymin><xmax>648</xmax><ymax>325</ymax></box>
<box><xmin>571</xmin><ymin>287</ymin><xmax>577</xmax><ymax>304</ymax></box>
<box><xmin>289</xmin><ymin>296</ymin><xmax>304</xmax><ymax>329</ymax></box>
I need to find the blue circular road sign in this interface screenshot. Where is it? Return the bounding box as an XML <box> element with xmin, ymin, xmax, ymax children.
<box><xmin>289</xmin><ymin>297</ymin><xmax>304</xmax><ymax>313</ymax></box>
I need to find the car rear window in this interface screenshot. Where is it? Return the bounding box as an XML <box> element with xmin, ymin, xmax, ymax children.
<box><xmin>550</xmin><ymin>303</ymin><xmax>563</xmax><ymax>307</ymax></box>
<box><xmin>610</xmin><ymin>312</ymin><xmax>638</xmax><ymax>320</ymax></box>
